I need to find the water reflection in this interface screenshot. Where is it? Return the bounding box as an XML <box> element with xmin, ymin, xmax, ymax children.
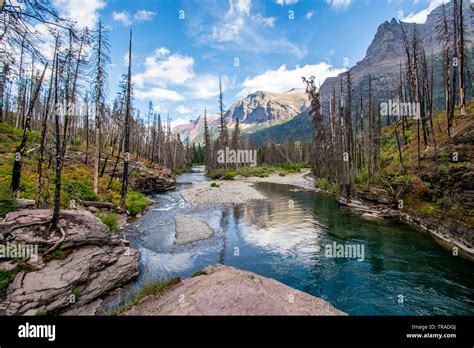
<box><xmin>123</xmin><ymin>174</ymin><xmax>474</xmax><ymax>315</ymax></box>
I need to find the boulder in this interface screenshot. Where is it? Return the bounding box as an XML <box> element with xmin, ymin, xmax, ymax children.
<box><xmin>0</xmin><ymin>210</ymin><xmax>114</xmax><ymax>249</ymax></box>
<box><xmin>123</xmin><ymin>264</ymin><xmax>346</xmax><ymax>316</ymax></box>
<box><xmin>0</xmin><ymin>209</ymin><xmax>140</xmax><ymax>315</ymax></box>
<box><xmin>130</xmin><ymin>165</ymin><xmax>176</xmax><ymax>194</ymax></box>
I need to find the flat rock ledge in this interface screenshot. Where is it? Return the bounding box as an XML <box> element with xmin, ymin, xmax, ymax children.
<box><xmin>124</xmin><ymin>264</ymin><xmax>346</xmax><ymax>315</ymax></box>
<box><xmin>174</xmin><ymin>214</ymin><xmax>214</xmax><ymax>245</ymax></box>
<box><xmin>0</xmin><ymin>209</ymin><xmax>140</xmax><ymax>315</ymax></box>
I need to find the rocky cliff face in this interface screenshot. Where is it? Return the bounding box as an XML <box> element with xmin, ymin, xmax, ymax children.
<box><xmin>249</xmin><ymin>1</ymin><xmax>473</xmax><ymax>144</ymax></box>
<box><xmin>320</xmin><ymin>1</ymin><xmax>473</xmax><ymax>107</ymax></box>
<box><xmin>224</xmin><ymin>90</ymin><xmax>309</xmax><ymax>124</ymax></box>
<box><xmin>174</xmin><ymin>113</ymin><xmax>219</xmax><ymax>144</ymax></box>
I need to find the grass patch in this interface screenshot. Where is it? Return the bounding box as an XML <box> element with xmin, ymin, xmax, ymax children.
<box><xmin>210</xmin><ymin>182</ymin><xmax>220</xmax><ymax>188</ymax></box>
<box><xmin>116</xmin><ymin>278</ymin><xmax>181</xmax><ymax>315</ymax></box>
<box><xmin>43</xmin><ymin>244</ymin><xmax>72</xmax><ymax>262</ymax></box>
<box><xmin>71</xmin><ymin>286</ymin><xmax>81</xmax><ymax>302</ymax></box>
<box><xmin>173</xmin><ymin>167</ymin><xmax>191</xmax><ymax>175</ymax></box>
<box><xmin>0</xmin><ymin>259</ymin><xmax>36</xmax><ymax>297</ymax></box>
<box><xmin>315</xmin><ymin>177</ymin><xmax>340</xmax><ymax>193</ymax></box>
<box><xmin>191</xmin><ymin>270</ymin><xmax>208</xmax><ymax>277</ymax></box>
<box><xmin>63</xmin><ymin>180</ymin><xmax>97</xmax><ymax>201</ymax></box>
<box><xmin>272</xmin><ymin>162</ymin><xmax>310</xmax><ymax>173</ymax></box>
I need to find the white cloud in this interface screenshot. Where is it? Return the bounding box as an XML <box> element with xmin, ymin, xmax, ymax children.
<box><xmin>187</xmin><ymin>0</ymin><xmax>306</xmax><ymax>58</ymax></box>
<box><xmin>113</xmin><ymin>9</ymin><xmax>156</xmax><ymax>26</ymax></box>
<box><xmin>211</xmin><ymin>0</ymin><xmax>251</xmax><ymax>42</ymax></box>
<box><xmin>326</xmin><ymin>0</ymin><xmax>352</xmax><ymax>10</ymax></box>
<box><xmin>231</xmin><ymin>0</ymin><xmax>251</xmax><ymax>16</ymax></box>
<box><xmin>133</xmin><ymin>48</ymin><xmax>194</xmax><ymax>88</ymax></box>
<box><xmin>175</xmin><ymin>105</ymin><xmax>192</xmax><ymax>114</ymax></box>
<box><xmin>275</xmin><ymin>0</ymin><xmax>299</xmax><ymax>5</ymax></box>
<box><xmin>252</xmin><ymin>14</ymin><xmax>276</xmax><ymax>28</ymax></box>
<box><xmin>305</xmin><ymin>10</ymin><xmax>314</xmax><ymax>20</ymax></box>
<box><xmin>154</xmin><ymin>47</ymin><xmax>170</xmax><ymax>58</ymax></box>
<box><xmin>112</xmin><ymin>11</ymin><xmax>132</xmax><ymax>26</ymax></box>
<box><xmin>53</xmin><ymin>0</ymin><xmax>106</xmax><ymax>29</ymax></box>
<box><xmin>134</xmin><ymin>10</ymin><xmax>156</xmax><ymax>22</ymax></box>
<box><xmin>135</xmin><ymin>88</ymin><xmax>185</xmax><ymax>102</ymax></box>
<box><xmin>134</xmin><ymin>47</ymin><xmax>227</xmax><ymax>104</ymax></box>
<box><xmin>170</xmin><ymin>117</ymin><xmax>193</xmax><ymax>129</ymax></box>
<box><xmin>402</xmin><ymin>0</ymin><xmax>448</xmax><ymax>24</ymax></box>
<box><xmin>186</xmin><ymin>74</ymin><xmax>230</xmax><ymax>99</ymax></box>
<box><xmin>237</xmin><ymin>63</ymin><xmax>346</xmax><ymax>97</ymax></box>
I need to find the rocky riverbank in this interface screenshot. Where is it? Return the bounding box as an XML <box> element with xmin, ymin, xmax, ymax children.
<box><xmin>123</xmin><ymin>264</ymin><xmax>346</xmax><ymax>315</ymax></box>
<box><xmin>336</xmin><ymin>186</ymin><xmax>474</xmax><ymax>261</ymax></box>
<box><xmin>0</xmin><ymin>209</ymin><xmax>139</xmax><ymax>315</ymax></box>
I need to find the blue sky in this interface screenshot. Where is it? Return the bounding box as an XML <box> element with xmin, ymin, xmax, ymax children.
<box><xmin>51</xmin><ymin>0</ymin><xmax>449</xmax><ymax>126</ymax></box>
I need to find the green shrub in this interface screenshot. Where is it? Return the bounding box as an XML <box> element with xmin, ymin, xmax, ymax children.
<box><xmin>71</xmin><ymin>286</ymin><xmax>81</xmax><ymax>301</ymax></box>
<box><xmin>223</xmin><ymin>171</ymin><xmax>237</xmax><ymax>180</ymax></box>
<box><xmin>99</xmin><ymin>212</ymin><xmax>120</xmax><ymax>232</ymax></box>
<box><xmin>63</xmin><ymin>180</ymin><xmax>97</xmax><ymax>201</ymax></box>
<box><xmin>126</xmin><ymin>191</ymin><xmax>149</xmax><ymax>215</ymax></box>
<box><xmin>411</xmin><ymin>176</ymin><xmax>431</xmax><ymax>199</ymax></box>
<box><xmin>0</xmin><ymin>183</ymin><xmax>16</xmax><ymax>218</ymax></box>
<box><xmin>0</xmin><ymin>269</ymin><xmax>15</xmax><ymax>296</ymax></box>
<box><xmin>210</xmin><ymin>182</ymin><xmax>220</xmax><ymax>188</ymax></box>
<box><xmin>207</xmin><ymin>169</ymin><xmax>223</xmax><ymax>180</ymax></box>
<box><xmin>315</xmin><ymin>177</ymin><xmax>340</xmax><ymax>193</ymax></box>
<box><xmin>418</xmin><ymin>203</ymin><xmax>438</xmax><ymax>218</ymax></box>
<box><xmin>355</xmin><ymin>170</ymin><xmax>369</xmax><ymax>185</ymax></box>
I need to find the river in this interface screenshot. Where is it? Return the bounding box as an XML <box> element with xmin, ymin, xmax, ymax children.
<box><xmin>122</xmin><ymin>166</ymin><xmax>474</xmax><ymax>315</ymax></box>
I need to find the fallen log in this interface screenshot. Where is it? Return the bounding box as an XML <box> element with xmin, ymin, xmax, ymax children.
<box><xmin>80</xmin><ymin>200</ymin><xmax>117</xmax><ymax>210</ymax></box>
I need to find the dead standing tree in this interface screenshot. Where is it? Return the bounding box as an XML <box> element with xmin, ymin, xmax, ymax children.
<box><xmin>120</xmin><ymin>29</ymin><xmax>133</xmax><ymax>212</ymax></box>
<box><xmin>303</xmin><ymin>76</ymin><xmax>326</xmax><ymax>179</ymax></box>
<box><xmin>92</xmin><ymin>21</ymin><xmax>110</xmax><ymax>194</ymax></box>
<box><xmin>11</xmin><ymin>63</ymin><xmax>48</xmax><ymax>195</ymax></box>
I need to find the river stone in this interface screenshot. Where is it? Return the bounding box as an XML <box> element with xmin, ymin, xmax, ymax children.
<box><xmin>173</xmin><ymin>214</ymin><xmax>214</xmax><ymax>245</ymax></box>
<box><xmin>362</xmin><ymin>213</ymin><xmax>384</xmax><ymax>221</ymax></box>
<box><xmin>123</xmin><ymin>264</ymin><xmax>346</xmax><ymax>315</ymax></box>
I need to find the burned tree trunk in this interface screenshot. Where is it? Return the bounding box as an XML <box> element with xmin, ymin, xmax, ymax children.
<box><xmin>11</xmin><ymin>63</ymin><xmax>48</xmax><ymax>194</ymax></box>
<box><xmin>120</xmin><ymin>29</ymin><xmax>133</xmax><ymax>212</ymax></box>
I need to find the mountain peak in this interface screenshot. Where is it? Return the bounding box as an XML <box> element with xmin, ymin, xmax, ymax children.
<box><xmin>224</xmin><ymin>90</ymin><xmax>309</xmax><ymax>124</ymax></box>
